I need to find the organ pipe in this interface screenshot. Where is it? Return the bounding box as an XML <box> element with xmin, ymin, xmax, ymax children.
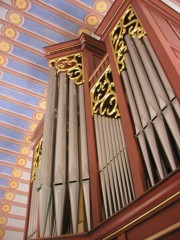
<box><xmin>106</xmin><ymin>117</ymin><xmax>121</xmax><ymax>210</ymax></box>
<box><xmin>39</xmin><ymin>67</ymin><xmax>57</xmax><ymax>237</ymax></box>
<box><xmin>121</xmin><ymin>70</ymin><xmax>155</xmax><ymax>186</ymax></box>
<box><xmin>53</xmin><ymin>72</ymin><xmax>67</xmax><ymax>235</ymax></box>
<box><xmin>94</xmin><ymin>114</ymin><xmax>109</xmax><ymax>218</ymax></box>
<box><xmin>78</xmin><ymin>84</ymin><xmax>91</xmax><ymax>230</ymax></box>
<box><xmin>98</xmin><ymin>115</ymin><xmax>113</xmax><ymax>216</ymax></box>
<box><xmin>125</xmin><ymin>35</ymin><xmax>176</xmax><ymax>171</ymax></box>
<box><xmin>102</xmin><ymin>115</ymin><xmax>117</xmax><ymax>212</ymax></box>
<box><xmin>134</xmin><ymin>37</ymin><xmax>180</xmax><ymax>150</ymax></box>
<box><xmin>124</xmin><ymin>52</ymin><xmax>165</xmax><ymax>180</ymax></box>
<box><xmin>68</xmin><ymin>79</ymin><xmax>79</xmax><ymax>234</ymax></box>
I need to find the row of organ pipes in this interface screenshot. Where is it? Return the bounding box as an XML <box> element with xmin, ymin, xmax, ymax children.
<box><xmin>28</xmin><ymin>69</ymin><xmax>91</xmax><ymax>238</ymax></box>
<box><xmin>94</xmin><ymin>115</ymin><xmax>135</xmax><ymax>218</ymax></box>
<box><xmin>27</xmin><ymin>34</ymin><xmax>180</xmax><ymax>239</ymax></box>
<box><xmin>121</xmin><ymin>34</ymin><xmax>179</xmax><ymax>186</ymax></box>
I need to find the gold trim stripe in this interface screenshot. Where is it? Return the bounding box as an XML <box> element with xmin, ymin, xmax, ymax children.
<box><xmin>145</xmin><ymin>222</ymin><xmax>180</xmax><ymax>240</ymax></box>
<box><xmin>103</xmin><ymin>191</ymin><xmax>180</xmax><ymax>240</ymax></box>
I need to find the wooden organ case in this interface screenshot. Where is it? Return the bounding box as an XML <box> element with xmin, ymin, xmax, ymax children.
<box><xmin>24</xmin><ymin>1</ymin><xmax>180</xmax><ymax>240</ymax></box>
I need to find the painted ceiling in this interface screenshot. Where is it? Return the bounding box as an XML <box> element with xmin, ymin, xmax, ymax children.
<box><xmin>0</xmin><ymin>0</ymin><xmax>115</xmax><ymax>239</ymax></box>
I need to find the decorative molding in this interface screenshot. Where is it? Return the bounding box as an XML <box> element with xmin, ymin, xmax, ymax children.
<box><xmin>103</xmin><ymin>191</ymin><xmax>180</xmax><ymax>240</ymax></box>
<box><xmin>109</xmin><ymin>5</ymin><xmax>146</xmax><ymax>72</ymax></box>
<box><xmin>31</xmin><ymin>138</ymin><xmax>42</xmax><ymax>182</ymax></box>
<box><xmin>145</xmin><ymin>222</ymin><xmax>180</xmax><ymax>240</ymax></box>
<box><xmin>90</xmin><ymin>66</ymin><xmax>120</xmax><ymax>118</ymax></box>
<box><xmin>49</xmin><ymin>53</ymin><xmax>84</xmax><ymax>85</ymax></box>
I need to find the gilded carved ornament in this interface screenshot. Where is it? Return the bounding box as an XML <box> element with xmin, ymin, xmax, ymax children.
<box><xmin>48</xmin><ymin>53</ymin><xmax>84</xmax><ymax>85</ymax></box>
<box><xmin>90</xmin><ymin>66</ymin><xmax>120</xmax><ymax>118</ymax></box>
<box><xmin>31</xmin><ymin>138</ymin><xmax>43</xmax><ymax>182</ymax></box>
<box><xmin>110</xmin><ymin>5</ymin><xmax>146</xmax><ymax>73</ymax></box>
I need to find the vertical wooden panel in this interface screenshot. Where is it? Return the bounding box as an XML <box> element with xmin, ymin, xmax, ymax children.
<box><xmin>83</xmin><ymin>48</ymin><xmax>103</xmax><ymax>227</ymax></box>
<box><xmin>117</xmin><ymin>233</ymin><xmax>126</xmax><ymax>240</ymax></box>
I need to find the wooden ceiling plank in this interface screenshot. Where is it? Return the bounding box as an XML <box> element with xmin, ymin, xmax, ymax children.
<box><xmin>0</xmin><ymin>186</ymin><xmax>28</xmax><ymax>196</ymax></box>
<box><xmin>0</xmin><ymin>109</ymin><xmax>38</xmax><ymax>123</ymax></box>
<box><xmin>0</xmin><ymin>122</ymin><xmax>34</xmax><ymax>135</ymax></box>
<box><xmin>1</xmin><ymin>1</ymin><xmax>77</xmax><ymax>40</ymax></box>
<box><xmin>0</xmin><ymin>19</ymin><xmax>55</xmax><ymax>46</ymax></box>
<box><xmin>0</xmin><ymin>47</ymin><xmax>49</xmax><ymax>73</ymax></box>
<box><xmin>0</xmin><ymin>173</ymin><xmax>30</xmax><ymax>185</ymax></box>
<box><xmin>0</xmin><ymin>157</ymin><xmax>32</xmax><ymax>171</ymax></box>
<box><xmin>0</xmin><ymin>66</ymin><xmax>48</xmax><ymax>87</ymax></box>
<box><xmin>0</xmin><ymin>135</ymin><xmax>34</xmax><ymax>147</ymax></box>
<box><xmin>0</xmin><ymin>95</ymin><xmax>45</xmax><ymax>113</ymax></box>
<box><xmin>0</xmin><ymin>198</ymin><xmax>27</xmax><ymax>208</ymax></box>
<box><xmin>0</xmin><ymin>81</ymin><xmax>46</xmax><ymax>100</ymax></box>
<box><xmin>33</xmin><ymin>0</ymin><xmax>96</xmax><ymax>31</ymax></box>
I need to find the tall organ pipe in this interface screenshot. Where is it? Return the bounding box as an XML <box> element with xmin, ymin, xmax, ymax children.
<box><xmin>102</xmin><ymin>116</ymin><xmax>117</xmax><ymax>213</ymax></box>
<box><xmin>109</xmin><ymin>117</ymin><xmax>124</xmax><ymax>208</ymax></box>
<box><xmin>125</xmin><ymin>35</ymin><xmax>176</xmax><ymax>171</ymax></box>
<box><xmin>112</xmin><ymin>118</ymin><xmax>128</xmax><ymax>205</ymax></box>
<box><xmin>115</xmin><ymin>119</ymin><xmax>132</xmax><ymax>202</ymax></box>
<box><xmin>121</xmin><ymin>70</ymin><xmax>155</xmax><ymax>186</ymax></box>
<box><xmin>134</xmin><ymin>38</ymin><xmax>180</xmax><ymax>150</ymax></box>
<box><xmin>94</xmin><ymin>114</ymin><xmax>109</xmax><ymax>219</ymax></box>
<box><xmin>78</xmin><ymin>84</ymin><xmax>91</xmax><ymax>230</ymax></box>
<box><xmin>106</xmin><ymin>117</ymin><xmax>121</xmax><ymax>210</ymax></box>
<box><xmin>53</xmin><ymin>72</ymin><xmax>67</xmax><ymax>235</ymax></box>
<box><xmin>39</xmin><ymin>67</ymin><xmax>57</xmax><ymax>237</ymax></box>
<box><xmin>98</xmin><ymin>115</ymin><xmax>113</xmax><ymax>215</ymax></box>
<box><xmin>143</xmin><ymin>36</ymin><xmax>180</xmax><ymax>118</ymax></box>
<box><xmin>68</xmin><ymin>80</ymin><xmax>79</xmax><ymax>234</ymax></box>
<box><xmin>124</xmin><ymin>52</ymin><xmax>164</xmax><ymax>179</ymax></box>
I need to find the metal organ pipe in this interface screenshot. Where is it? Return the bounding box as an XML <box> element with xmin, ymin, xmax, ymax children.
<box><xmin>143</xmin><ymin>36</ymin><xmax>180</xmax><ymax>118</ymax></box>
<box><xmin>53</xmin><ymin>72</ymin><xmax>67</xmax><ymax>235</ymax></box>
<box><xmin>106</xmin><ymin>117</ymin><xmax>121</xmax><ymax>210</ymax></box>
<box><xmin>112</xmin><ymin>118</ymin><xmax>128</xmax><ymax>205</ymax></box>
<box><xmin>78</xmin><ymin>84</ymin><xmax>91</xmax><ymax>231</ymax></box>
<box><xmin>115</xmin><ymin>119</ymin><xmax>133</xmax><ymax>202</ymax></box>
<box><xmin>102</xmin><ymin>115</ymin><xmax>117</xmax><ymax>213</ymax></box>
<box><xmin>98</xmin><ymin>115</ymin><xmax>113</xmax><ymax>216</ymax></box>
<box><xmin>94</xmin><ymin>114</ymin><xmax>109</xmax><ymax>218</ymax></box>
<box><xmin>108</xmin><ymin>117</ymin><xmax>124</xmax><ymax>209</ymax></box>
<box><xmin>121</xmin><ymin>70</ymin><xmax>155</xmax><ymax>186</ymax></box>
<box><xmin>134</xmin><ymin>37</ymin><xmax>180</xmax><ymax>150</ymax></box>
<box><xmin>124</xmin><ymin>52</ymin><xmax>165</xmax><ymax>180</ymax></box>
<box><xmin>125</xmin><ymin>36</ymin><xmax>177</xmax><ymax>170</ymax></box>
<box><xmin>39</xmin><ymin>67</ymin><xmax>57</xmax><ymax>237</ymax></box>
<box><xmin>68</xmin><ymin>79</ymin><xmax>79</xmax><ymax>234</ymax></box>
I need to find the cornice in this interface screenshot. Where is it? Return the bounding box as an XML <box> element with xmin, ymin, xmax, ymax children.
<box><xmin>44</xmin><ymin>33</ymin><xmax>106</xmax><ymax>60</ymax></box>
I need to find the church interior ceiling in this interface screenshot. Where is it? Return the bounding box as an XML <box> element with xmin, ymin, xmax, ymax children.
<box><xmin>0</xmin><ymin>0</ymin><xmax>114</xmax><ymax>239</ymax></box>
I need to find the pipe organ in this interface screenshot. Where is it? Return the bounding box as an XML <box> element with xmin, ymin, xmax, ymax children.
<box><xmin>25</xmin><ymin>1</ymin><xmax>180</xmax><ymax>240</ymax></box>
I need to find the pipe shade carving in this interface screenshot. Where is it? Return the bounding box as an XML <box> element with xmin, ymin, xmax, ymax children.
<box><xmin>90</xmin><ymin>66</ymin><xmax>120</xmax><ymax>118</ymax></box>
<box><xmin>48</xmin><ymin>53</ymin><xmax>84</xmax><ymax>85</ymax></box>
<box><xmin>109</xmin><ymin>5</ymin><xmax>146</xmax><ymax>73</ymax></box>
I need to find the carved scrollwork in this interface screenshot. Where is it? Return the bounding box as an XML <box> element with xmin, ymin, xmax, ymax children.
<box><xmin>49</xmin><ymin>53</ymin><xmax>83</xmax><ymax>85</ymax></box>
<box><xmin>110</xmin><ymin>5</ymin><xmax>146</xmax><ymax>72</ymax></box>
<box><xmin>31</xmin><ymin>138</ymin><xmax>43</xmax><ymax>182</ymax></box>
<box><xmin>91</xmin><ymin>66</ymin><xmax>120</xmax><ymax>118</ymax></box>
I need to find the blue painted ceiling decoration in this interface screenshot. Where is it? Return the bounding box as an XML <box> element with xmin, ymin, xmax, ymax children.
<box><xmin>0</xmin><ymin>0</ymin><xmax>115</xmax><ymax>238</ymax></box>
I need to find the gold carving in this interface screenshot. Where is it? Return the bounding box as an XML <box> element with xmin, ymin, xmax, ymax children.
<box><xmin>31</xmin><ymin>138</ymin><xmax>43</xmax><ymax>182</ymax></box>
<box><xmin>90</xmin><ymin>66</ymin><xmax>120</xmax><ymax>118</ymax></box>
<box><xmin>49</xmin><ymin>53</ymin><xmax>84</xmax><ymax>85</ymax></box>
<box><xmin>110</xmin><ymin>5</ymin><xmax>146</xmax><ymax>72</ymax></box>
